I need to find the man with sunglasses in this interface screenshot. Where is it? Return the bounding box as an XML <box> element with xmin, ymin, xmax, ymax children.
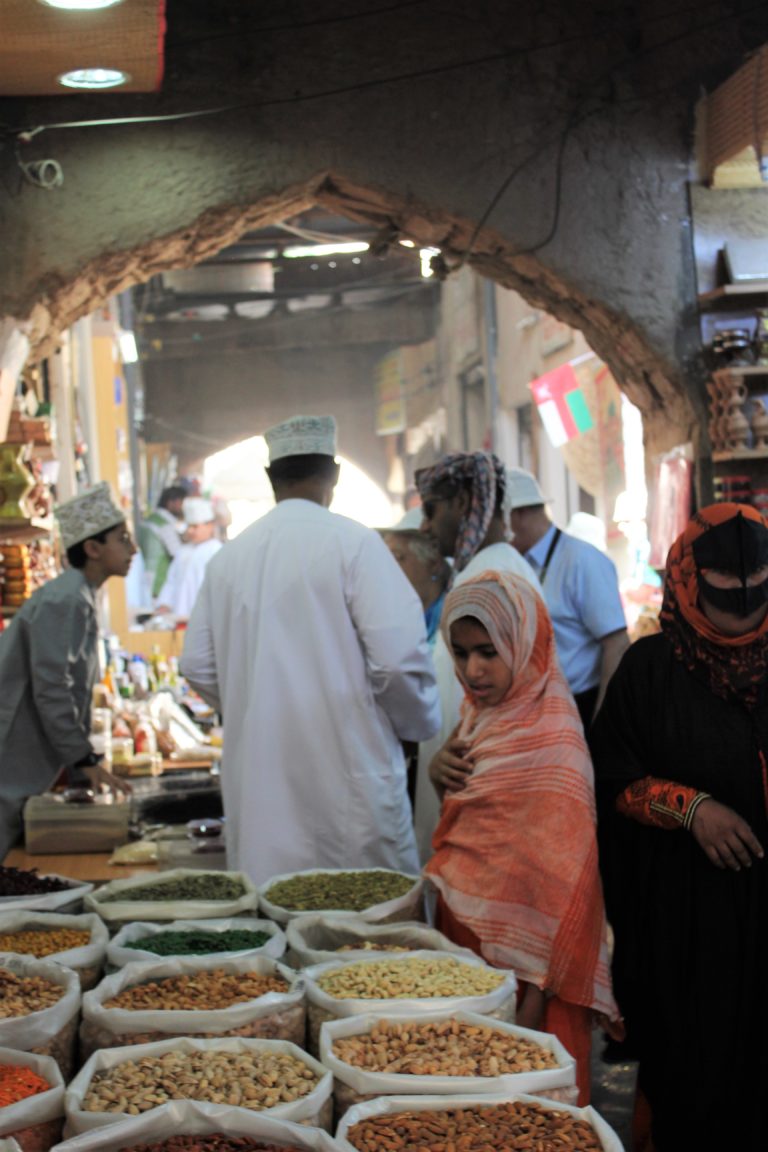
<box><xmin>413</xmin><ymin>451</ymin><xmax>540</xmax><ymax>861</ymax></box>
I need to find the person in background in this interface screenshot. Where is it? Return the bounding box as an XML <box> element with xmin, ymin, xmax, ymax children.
<box><xmin>380</xmin><ymin>507</ymin><xmax>451</xmax><ymax>645</ymax></box>
<box><xmin>591</xmin><ymin>503</ymin><xmax>768</xmax><ymax>1152</ymax></box>
<box><xmin>156</xmin><ymin>496</ymin><xmax>223</xmax><ymax>620</ymax></box>
<box><xmin>180</xmin><ymin>414</ymin><xmax>440</xmax><ymax>884</ymax></box>
<box><xmin>138</xmin><ymin>485</ymin><xmax>186</xmax><ymax>601</ymax></box>
<box><xmin>0</xmin><ymin>483</ymin><xmax>133</xmax><ymax>859</ymax></box>
<box><xmin>426</xmin><ymin>571</ymin><xmax>619</xmax><ymax>1105</ymax></box>
<box><xmin>505</xmin><ymin>467</ymin><xmax>628</xmax><ymax>727</ymax></box>
<box><xmin>413</xmin><ymin>452</ymin><xmax>540</xmax><ymax>862</ymax></box>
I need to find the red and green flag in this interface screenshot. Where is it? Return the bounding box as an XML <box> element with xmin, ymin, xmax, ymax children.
<box><xmin>529</xmin><ymin>363</ymin><xmax>593</xmax><ymax>447</ymax></box>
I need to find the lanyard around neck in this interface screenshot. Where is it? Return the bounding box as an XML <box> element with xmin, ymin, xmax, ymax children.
<box><xmin>538</xmin><ymin>528</ymin><xmax>562</xmax><ymax>585</ymax></box>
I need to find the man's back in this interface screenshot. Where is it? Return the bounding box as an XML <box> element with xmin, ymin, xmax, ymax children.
<box><xmin>181</xmin><ymin>499</ymin><xmax>439</xmax><ymax>884</ymax></box>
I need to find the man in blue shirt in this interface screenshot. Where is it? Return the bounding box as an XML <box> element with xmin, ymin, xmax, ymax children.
<box><xmin>506</xmin><ymin>468</ymin><xmax>629</xmax><ymax>727</ymax></box>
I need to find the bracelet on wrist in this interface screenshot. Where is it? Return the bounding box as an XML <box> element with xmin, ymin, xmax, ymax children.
<box><xmin>683</xmin><ymin>791</ymin><xmax>712</xmax><ymax>831</ymax></box>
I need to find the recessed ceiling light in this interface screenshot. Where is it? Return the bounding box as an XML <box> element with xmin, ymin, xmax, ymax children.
<box><xmin>58</xmin><ymin>67</ymin><xmax>129</xmax><ymax>89</ymax></box>
<box><xmin>40</xmin><ymin>1</ymin><xmax>125</xmax><ymax>10</ymax></box>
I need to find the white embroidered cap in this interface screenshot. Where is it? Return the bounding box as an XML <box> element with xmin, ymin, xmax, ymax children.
<box><xmin>182</xmin><ymin>497</ymin><xmax>215</xmax><ymax>525</ymax></box>
<box><xmin>55</xmin><ymin>482</ymin><xmax>124</xmax><ymax>549</ymax></box>
<box><xmin>265</xmin><ymin>414</ymin><xmax>337</xmax><ymax>463</ymax></box>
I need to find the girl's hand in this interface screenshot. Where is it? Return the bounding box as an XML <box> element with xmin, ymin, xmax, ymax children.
<box><xmin>690</xmin><ymin>798</ymin><xmax>763</xmax><ymax>871</ymax></box>
<box><xmin>429</xmin><ymin>736</ymin><xmax>474</xmax><ymax>798</ymax></box>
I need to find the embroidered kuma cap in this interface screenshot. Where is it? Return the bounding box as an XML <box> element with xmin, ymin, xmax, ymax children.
<box><xmin>182</xmin><ymin>497</ymin><xmax>215</xmax><ymax>526</ymax></box>
<box><xmin>265</xmin><ymin>414</ymin><xmax>337</xmax><ymax>463</ymax></box>
<box><xmin>55</xmin><ymin>483</ymin><xmax>124</xmax><ymax>549</ymax></box>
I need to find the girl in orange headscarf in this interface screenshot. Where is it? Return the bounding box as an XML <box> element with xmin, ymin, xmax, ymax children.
<box><xmin>591</xmin><ymin>504</ymin><xmax>768</xmax><ymax>1152</ymax></box>
<box><xmin>425</xmin><ymin>570</ymin><xmax>618</xmax><ymax>1104</ymax></box>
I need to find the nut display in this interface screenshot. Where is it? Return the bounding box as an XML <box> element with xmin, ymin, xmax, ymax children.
<box><xmin>0</xmin><ymin>867</ymin><xmax>73</xmax><ymax>896</ymax></box>
<box><xmin>124</xmin><ymin>929</ymin><xmax>272</xmax><ymax>957</ymax></box>
<box><xmin>315</xmin><ymin>956</ymin><xmax>506</xmax><ymax>1000</ymax></box>
<box><xmin>264</xmin><ymin>871</ymin><xmax>413</xmax><ymax>912</ymax></box>
<box><xmin>345</xmin><ymin>1100</ymin><xmax>604</xmax><ymax>1151</ymax></box>
<box><xmin>0</xmin><ymin>967</ymin><xmax>63</xmax><ymax>1016</ymax></box>
<box><xmin>100</xmin><ymin>876</ymin><xmax>247</xmax><ymax>903</ymax></box>
<box><xmin>116</xmin><ymin>1139</ymin><xmax>308</xmax><ymax>1152</ymax></box>
<box><xmin>103</xmin><ymin>969</ymin><xmax>289</xmax><ymax>1011</ymax></box>
<box><xmin>332</xmin><ymin>1018</ymin><xmax>560</xmax><ymax>1076</ymax></box>
<box><xmin>0</xmin><ymin>927</ymin><xmax>91</xmax><ymax>957</ymax></box>
<box><xmin>81</xmin><ymin>1049</ymin><xmax>320</xmax><ymax>1114</ymax></box>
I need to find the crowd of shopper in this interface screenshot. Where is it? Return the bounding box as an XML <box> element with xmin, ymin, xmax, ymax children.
<box><xmin>2</xmin><ymin>410</ymin><xmax>764</xmax><ymax>1151</ymax></box>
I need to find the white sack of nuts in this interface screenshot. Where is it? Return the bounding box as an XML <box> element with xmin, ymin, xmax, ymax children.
<box><xmin>302</xmin><ymin>951</ymin><xmax>517</xmax><ymax>1054</ymax></box>
<box><xmin>285</xmin><ymin>916</ymin><xmax>476</xmax><ymax>969</ymax></box>
<box><xmin>85</xmin><ymin>870</ymin><xmax>258</xmax><ymax>926</ymax></box>
<box><xmin>258</xmin><ymin>869</ymin><xmax>424</xmax><ymax>926</ymax></box>
<box><xmin>64</xmin><ymin>1037</ymin><xmax>333</xmax><ymax>1137</ymax></box>
<box><xmin>46</xmin><ymin>1098</ymin><xmax>339</xmax><ymax>1152</ymax></box>
<box><xmin>0</xmin><ymin>1045</ymin><xmax>64</xmax><ymax>1150</ymax></box>
<box><xmin>319</xmin><ymin>1010</ymin><xmax>576</xmax><ymax>1108</ymax></box>
<box><xmin>0</xmin><ymin>911</ymin><xmax>109</xmax><ymax>990</ymax></box>
<box><xmin>334</xmin><ymin>1091</ymin><xmax>624</xmax><ymax>1152</ymax></box>
<box><xmin>79</xmin><ymin>954</ymin><xmax>305</xmax><ymax>1059</ymax></box>
<box><xmin>107</xmin><ymin>918</ymin><xmax>287</xmax><ymax>972</ymax></box>
<box><xmin>0</xmin><ymin>954</ymin><xmax>81</xmax><ymax>1080</ymax></box>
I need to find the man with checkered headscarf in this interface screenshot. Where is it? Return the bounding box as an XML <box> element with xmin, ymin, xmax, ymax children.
<box><xmin>412</xmin><ymin>452</ymin><xmax>541</xmax><ymax>862</ymax></box>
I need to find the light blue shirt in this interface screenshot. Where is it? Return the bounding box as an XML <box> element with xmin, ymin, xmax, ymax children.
<box><xmin>525</xmin><ymin>524</ymin><xmax>626</xmax><ymax>694</ymax></box>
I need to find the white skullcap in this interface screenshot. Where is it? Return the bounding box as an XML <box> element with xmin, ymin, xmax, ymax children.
<box><xmin>183</xmin><ymin>497</ymin><xmax>215</xmax><ymax>525</ymax></box>
<box><xmin>55</xmin><ymin>482</ymin><xmax>124</xmax><ymax>550</ymax></box>
<box><xmin>390</xmin><ymin>507</ymin><xmax>424</xmax><ymax>531</ymax></box>
<box><xmin>265</xmin><ymin>414</ymin><xmax>337</xmax><ymax>463</ymax></box>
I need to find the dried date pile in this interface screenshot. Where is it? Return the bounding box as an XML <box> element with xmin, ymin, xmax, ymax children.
<box><xmin>346</xmin><ymin>1100</ymin><xmax>604</xmax><ymax>1151</ymax></box>
<box><xmin>0</xmin><ymin>866</ymin><xmax>72</xmax><ymax>896</ymax></box>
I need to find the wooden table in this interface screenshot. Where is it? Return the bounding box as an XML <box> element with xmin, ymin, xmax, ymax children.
<box><xmin>3</xmin><ymin>846</ymin><xmax>159</xmax><ymax>885</ymax></box>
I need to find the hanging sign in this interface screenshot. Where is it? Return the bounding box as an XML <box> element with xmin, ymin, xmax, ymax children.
<box><xmin>529</xmin><ymin>362</ymin><xmax>594</xmax><ymax>447</ymax></box>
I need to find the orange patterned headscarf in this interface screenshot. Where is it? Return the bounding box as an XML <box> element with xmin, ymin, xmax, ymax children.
<box><xmin>660</xmin><ymin>503</ymin><xmax>768</xmax><ymax>707</ymax></box>
<box><xmin>425</xmin><ymin>570</ymin><xmax>617</xmax><ymax>1017</ymax></box>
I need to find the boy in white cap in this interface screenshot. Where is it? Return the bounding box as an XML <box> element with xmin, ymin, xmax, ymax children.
<box><xmin>181</xmin><ymin>414</ymin><xmax>440</xmax><ymax>884</ymax></box>
<box><xmin>155</xmin><ymin>496</ymin><xmax>222</xmax><ymax>619</ymax></box>
<box><xmin>0</xmin><ymin>483</ymin><xmax>134</xmax><ymax>858</ymax></box>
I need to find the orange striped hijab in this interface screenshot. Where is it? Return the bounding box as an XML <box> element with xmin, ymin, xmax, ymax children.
<box><xmin>424</xmin><ymin>570</ymin><xmax>617</xmax><ymax>1016</ymax></box>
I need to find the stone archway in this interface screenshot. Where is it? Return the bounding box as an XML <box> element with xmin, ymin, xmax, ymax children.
<box><xmin>11</xmin><ymin>171</ymin><xmax>697</xmax><ymax>459</ymax></box>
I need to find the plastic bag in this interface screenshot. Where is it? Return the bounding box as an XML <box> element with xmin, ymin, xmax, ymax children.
<box><xmin>49</xmin><ymin>1099</ymin><xmax>339</xmax><ymax>1151</ymax></box>
<box><xmin>64</xmin><ymin>1037</ymin><xmax>333</xmax><ymax>1137</ymax></box>
<box><xmin>303</xmin><ymin>950</ymin><xmax>517</xmax><ymax>1054</ymax></box>
<box><xmin>79</xmin><ymin>954</ymin><xmax>305</xmax><ymax>1060</ymax></box>
<box><xmin>0</xmin><ymin>1046</ymin><xmax>64</xmax><ymax>1152</ymax></box>
<box><xmin>334</xmin><ymin>1091</ymin><xmax>624</xmax><ymax>1152</ymax></box>
<box><xmin>84</xmin><ymin>869</ymin><xmax>258</xmax><ymax>926</ymax></box>
<box><xmin>0</xmin><ymin>954</ymin><xmax>81</xmax><ymax>1080</ymax></box>
<box><xmin>285</xmin><ymin>916</ymin><xmax>475</xmax><ymax>969</ymax></box>
<box><xmin>0</xmin><ymin>912</ymin><xmax>108</xmax><ymax>991</ymax></box>
<box><xmin>107</xmin><ymin>918</ymin><xmax>286</xmax><ymax>972</ymax></box>
<box><xmin>0</xmin><ymin>877</ymin><xmax>93</xmax><ymax>915</ymax></box>
<box><xmin>319</xmin><ymin>1010</ymin><xmax>575</xmax><ymax>1117</ymax></box>
<box><xmin>259</xmin><ymin>870</ymin><xmax>423</xmax><ymax>926</ymax></box>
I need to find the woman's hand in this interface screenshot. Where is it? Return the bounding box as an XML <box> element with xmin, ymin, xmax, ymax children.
<box><xmin>83</xmin><ymin>762</ymin><xmax>132</xmax><ymax>798</ymax></box>
<box><xmin>690</xmin><ymin>797</ymin><xmax>763</xmax><ymax>870</ymax></box>
<box><xmin>429</xmin><ymin>732</ymin><xmax>474</xmax><ymax>799</ymax></box>
<box><xmin>516</xmin><ymin>982</ymin><xmax>546</xmax><ymax>1031</ymax></box>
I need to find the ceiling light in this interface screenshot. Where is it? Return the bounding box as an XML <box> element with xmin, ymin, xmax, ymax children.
<box><xmin>283</xmin><ymin>242</ymin><xmax>369</xmax><ymax>258</ymax></box>
<box><xmin>58</xmin><ymin>67</ymin><xmax>129</xmax><ymax>89</ymax></box>
<box><xmin>40</xmin><ymin>0</ymin><xmax>125</xmax><ymax>9</ymax></box>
